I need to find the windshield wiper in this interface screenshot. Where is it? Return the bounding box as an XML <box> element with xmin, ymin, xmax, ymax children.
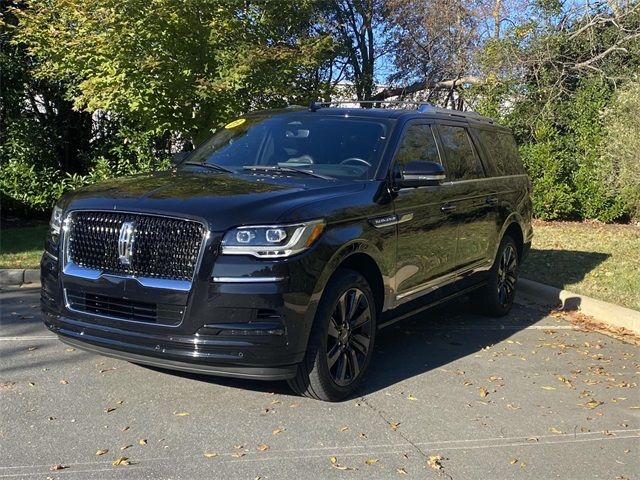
<box><xmin>242</xmin><ymin>165</ymin><xmax>333</xmax><ymax>180</ymax></box>
<box><xmin>183</xmin><ymin>162</ymin><xmax>233</xmax><ymax>173</ymax></box>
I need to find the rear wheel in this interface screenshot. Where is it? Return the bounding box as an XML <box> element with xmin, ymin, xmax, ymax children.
<box><xmin>475</xmin><ymin>235</ymin><xmax>519</xmax><ymax>317</ymax></box>
<box><xmin>288</xmin><ymin>269</ymin><xmax>377</xmax><ymax>401</ymax></box>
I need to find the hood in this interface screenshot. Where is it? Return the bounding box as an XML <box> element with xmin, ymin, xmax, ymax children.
<box><xmin>59</xmin><ymin>170</ymin><xmax>366</xmax><ymax>231</ymax></box>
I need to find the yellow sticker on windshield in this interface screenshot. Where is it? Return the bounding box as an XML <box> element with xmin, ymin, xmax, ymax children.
<box><xmin>224</xmin><ymin>118</ymin><xmax>246</xmax><ymax>129</ymax></box>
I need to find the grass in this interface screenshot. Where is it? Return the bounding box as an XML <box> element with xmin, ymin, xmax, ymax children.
<box><xmin>0</xmin><ymin>224</ymin><xmax>48</xmax><ymax>269</ymax></box>
<box><xmin>1</xmin><ymin>218</ymin><xmax>638</xmax><ymax>310</ymax></box>
<box><xmin>521</xmin><ymin>220</ymin><xmax>640</xmax><ymax>311</ymax></box>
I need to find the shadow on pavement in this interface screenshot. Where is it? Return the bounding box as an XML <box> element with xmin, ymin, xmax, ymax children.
<box><xmin>143</xmin><ymin>296</ymin><xmax>548</xmax><ymax>399</ymax></box>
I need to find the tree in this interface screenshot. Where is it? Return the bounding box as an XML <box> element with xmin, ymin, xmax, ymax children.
<box><xmin>15</xmin><ymin>0</ymin><xmax>335</xmax><ymax>143</ymax></box>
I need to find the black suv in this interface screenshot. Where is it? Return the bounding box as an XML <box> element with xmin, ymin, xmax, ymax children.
<box><xmin>41</xmin><ymin>103</ymin><xmax>532</xmax><ymax>401</ymax></box>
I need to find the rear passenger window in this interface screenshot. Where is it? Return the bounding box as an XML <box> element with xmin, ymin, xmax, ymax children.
<box><xmin>475</xmin><ymin>129</ymin><xmax>525</xmax><ymax>176</ymax></box>
<box><xmin>437</xmin><ymin>125</ymin><xmax>483</xmax><ymax>181</ymax></box>
<box><xmin>394</xmin><ymin>124</ymin><xmax>441</xmax><ymax>168</ymax></box>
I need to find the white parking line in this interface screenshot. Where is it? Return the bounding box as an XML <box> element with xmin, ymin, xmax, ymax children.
<box><xmin>0</xmin><ymin>336</ymin><xmax>56</xmax><ymax>341</ymax></box>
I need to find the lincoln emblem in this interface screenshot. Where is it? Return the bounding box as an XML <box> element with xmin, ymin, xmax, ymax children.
<box><xmin>117</xmin><ymin>221</ymin><xmax>136</xmax><ymax>265</ymax></box>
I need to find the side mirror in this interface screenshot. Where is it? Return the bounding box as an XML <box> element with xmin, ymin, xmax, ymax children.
<box><xmin>397</xmin><ymin>160</ymin><xmax>446</xmax><ymax>188</ymax></box>
<box><xmin>171</xmin><ymin>151</ymin><xmax>190</xmax><ymax>166</ymax></box>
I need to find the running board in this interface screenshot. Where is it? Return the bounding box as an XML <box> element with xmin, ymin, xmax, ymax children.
<box><xmin>378</xmin><ymin>283</ymin><xmax>486</xmax><ymax>329</ymax></box>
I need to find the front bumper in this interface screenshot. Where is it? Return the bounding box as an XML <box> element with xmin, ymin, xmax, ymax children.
<box><xmin>41</xmin><ymin>236</ymin><xmax>326</xmax><ymax>380</ymax></box>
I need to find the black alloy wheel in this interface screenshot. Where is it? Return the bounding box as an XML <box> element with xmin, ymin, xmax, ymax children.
<box><xmin>474</xmin><ymin>234</ymin><xmax>520</xmax><ymax>317</ymax></box>
<box><xmin>288</xmin><ymin>269</ymin><xmax>377</xmax><ymax>401</ymax></box>
<box><xmin>326</xmin><ymin>287</ymin><xmax>373</xmax><ymax>386</ymax></box>
<box><xmin>496</xmin><ymin>243</ymin><xmax>518</xmax><ymax>308</ymax></box>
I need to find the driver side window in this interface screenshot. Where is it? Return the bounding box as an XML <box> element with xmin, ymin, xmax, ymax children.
<box><xmin>394</xmin><ymin>124</ymin><xmax>441</xmax><ymax>169</ymax></box>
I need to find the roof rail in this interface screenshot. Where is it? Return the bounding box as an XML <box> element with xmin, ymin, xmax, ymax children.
<box><xmin>308</xmin><ymin>100</ymin><xmax>494</xmax><ymax>123</ymax></box>
<box><xmin>309</xmin><ymin>100</ymin><xmax>425</xmax><ymax>111</ymax></box>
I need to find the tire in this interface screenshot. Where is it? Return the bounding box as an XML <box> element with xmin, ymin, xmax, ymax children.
<box><xmin>287</xmin><ymin>268</ymin><xmax>377</xmax><ymax>401</ymax></box>
<box><xmin>475</xmin><ymin>235</ymin><xmax>519</xmax><ymax>317</ymax></box>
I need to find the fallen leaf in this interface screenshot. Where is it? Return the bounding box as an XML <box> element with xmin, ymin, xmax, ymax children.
<box><xmin>330</xmin><ymin>454</ymin><xmax>355</xmax><ymax>470</ymax></box>
<box><xmin>397</xmin><ymin>468</ymin><xmax>408</xmax><ymax>475</ymax></box>
<box><xmin>27</xmin><ymin>346</ymin><xmax>38</xmax><ymax>351</ymax></box>
<box><xmin>116</xmin><ymin>400</ymin><xmax>124</xmax><ymax>405</ymax></box>
<box><xmin>488</xmin><ymin>375</ymin><xmax>503</xmax><ymax>382</ymax></box>
<box><xmin>510</xmin><ymin>458</ymin><xmax>518</xmax><ymax>464</ymax></box>
<box><xmin>463</xmin><ymin>380</ymin><xmax>473</xmax><ymax>386</ymax></box>
<box><xmin>289</xmin><ymin>403</ymin><xmax>300</xmax><ymax>408</ymax></box>
<box><xmin>99</xmin><ymin>368</ymin><xmax>115</xmax><ymax>373</ymax></box>
<box><xmin>232</xmin><ymin>452</ymin><xmax>245</xmax><ymax>458</ymax></box>
<box><xmin>59</xmin><ymin>379</ymin><xmax>69</xmax><ymax>385</ymax></box>
<box><xmin>407</xmin><ymin>394</ymin><xmax>417</xmax><ymax>401</ymax></box>
<box><xmin>358</xmin><ymin>432</ymin><xmax>367</xmax><ymax>439</ymax></box>
<box><xmin>579</xmin><ymin>399</ymin><xmax>604</xmax><ymax>409</ymax></box>
<box><xmin>95</xmin><ymin>448</ymin><xmax>108</xmax><ymax>456</ymax></box>
<box><xmin>479</xmin><ymin>387</ymin><xmax>489</xmax><ymax>398</ymax></box>
<box><xmin>270</xmin><ymin>399</ymin><xmax>281</xmax><ymax>405</ymax></box>
<box><xmin>549</xmin><ymin>427</ymin><xmax>563</xmax><ymax>434</ymax></box>
<box><xmin>257</xmin><ymin>444</ymin><xmax>270</xmax><ymax>452</ymax></box>
<box><xmin>104</xmin><ymin>407</ymin><xmax>117</xmax><ymax>413</ymax></box>
<box><xmin>64</xmin><ymin>347</ymin><xmax>75</xmax><ymax>352</ymax></box>
<box><xmin>120</xmin><ymin>445</ymin><xmax>133</xmax><ymax>451</ymax></box>
<box><xmin>390</xmin><ymin>422</ymin><xmax>401</xmax><ymax>431</ymax></box>
<box><xmin>120</xmin><ymin>426</ymin><xmax>130</xmax><ymax>432</ymax></box>
<box><xmin>173</xmin><ymin>411</ymin><xmax>189</xmax><ymax>417</ymax></box>
<box><xmin>542</xmin><ymin>386</ymin><xmax>556</xmax><ymax>390</ymax></box>
<box><xmin>28</xmin><ymin>382</ymin><xmax>35</xmax><ymax>387</ymax></box>
<box><xmin>557</xmin><ymin>376</ymin><xmax>574</xmax><ymax>388</ymax></box>
<box><xmin>203</xmin><ymin>452</ymin><xmax>218</xmax><ymax>458</ymax></box>
<box><xmin>50</xmin><ymin>464</ymin><xmax>68</xmax><ymax>471</ymax></box>
<box><xmin>340</xmin><ymin>426</ymin><xmax>349</xmax><ymax>432</ymax></box>
<box><xmin>427</xmin><ymin>455</ymin><xmax>443</xmax><ymax>470</ymax></box>
<box><xmin>233</xmin><ymin>445</ymin><xmax>244</xmax><ymax>449</ymax></box>
<box><xmin>112</xmin><ymin>457</ymin><xmax>130</xmax><ymax>466</ymax></box>
<box><xmin>138</xmin><ymin>438</ymin><xmax>147</xmax><ymax>445</ymax></box>
<box><xmin>272</xmin><ymin>427</ymin><xmax>285</xmax><ymax>435</ymax></box>
<box><xmin>365</xmin><ymin>458</ymin><xmax>379</xmax><ymax>465</ymax></box>
<box><xmin>507</xmin><ymin>403</ymin><xmax>521</xmax><ymax>410</ymax></box>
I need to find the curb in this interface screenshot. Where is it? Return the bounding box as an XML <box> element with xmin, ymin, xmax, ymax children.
<box><xmin>517</xmin><ymin>278</ymin><xmax>640</xmax><ymax>335</ymax></box>
<box><xmin>0</xmin><ymin>269</ymin><xmax>40</xmax><ymax>287</ymax></box>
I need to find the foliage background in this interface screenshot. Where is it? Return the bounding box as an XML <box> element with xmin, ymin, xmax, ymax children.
<box><xmin>1</xmin><ymin>0</ymin><xmax>639</xmax><ymax>222</ymax></box>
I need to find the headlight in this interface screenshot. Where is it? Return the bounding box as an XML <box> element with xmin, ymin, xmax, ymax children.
<box><xmin>49</xmin><ymin>206</ymin><xmax>63</xmax><ymax>235</ymax></box>
<box><xmin>221</xmin><ymin>219</ymin><xmax>325</xmax><ymax>258</ymax></box>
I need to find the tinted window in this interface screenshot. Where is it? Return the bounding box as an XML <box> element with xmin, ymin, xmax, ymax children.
<box><xmin>183</xmin><ymin>114</ymin><xmax>391</xmax><ymax>180</ymax></box>
<box><xmin>394</xmin><ymin>124</ymin><xmax>440</xmax><ymax>168</ymax></box>
<box><xmin>476</xmin><ymin>129</ymin><xmax>525</xmax><ymax>176</ymax></box>
<box><xmin>438</xmin><ymin>125</ymin><xmax>483</xmax><ymax>181</ymax></box>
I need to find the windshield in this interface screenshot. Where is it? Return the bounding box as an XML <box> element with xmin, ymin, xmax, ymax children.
<box><xmin>181</xmin><ymin>113</ymin><xmax>392</xmax><ymax>180</ymax></box>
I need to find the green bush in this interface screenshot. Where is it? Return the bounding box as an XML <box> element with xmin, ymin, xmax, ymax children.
<box><xmin>603</xmin><ymin>81</ymin><xmax>640</xmax><ymax>221</ymax></box>
<box><xmin>0</xmin><ymin>116</ymin><xmax>169</xmax><ymax>217</ymax></box>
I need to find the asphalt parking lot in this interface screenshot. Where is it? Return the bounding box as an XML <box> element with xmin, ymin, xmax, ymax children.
<box><xmin>1</xmin><ymin>286</ymin><xmax>638</xmax><ymax>480</ymax></box>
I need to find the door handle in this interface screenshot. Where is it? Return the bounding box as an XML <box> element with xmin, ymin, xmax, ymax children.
<box><xmin>486</xmin><ymin>196</ymin><xmax>499</xmax><ymax>205</ymax></box>
<box><xmin>440</xmin><ymin>204</ymin><xmax>457</xmax><ymax>214</ymax></box>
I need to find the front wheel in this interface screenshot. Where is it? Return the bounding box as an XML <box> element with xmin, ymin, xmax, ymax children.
<box><xmin>475</xmin><ymin>235</ymin><xmax>519</xmax><ymax>317</ymax></box>
<box><xmin>288</xmin><ymin>269</ymin><xmax>377</xmax><ymax>401</ymax></box>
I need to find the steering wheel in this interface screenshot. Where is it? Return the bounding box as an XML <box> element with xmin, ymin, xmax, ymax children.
<box><xmin>340</xmin><ymin>157</ymin><xmax>371</xmax><ymax>167</ymax></box>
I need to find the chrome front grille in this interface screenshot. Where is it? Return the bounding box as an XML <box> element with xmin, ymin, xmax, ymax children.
<box><xmin>65</xmin><ymin>211</ymin><xmax>206</xmax><ymax>282</ymax></box>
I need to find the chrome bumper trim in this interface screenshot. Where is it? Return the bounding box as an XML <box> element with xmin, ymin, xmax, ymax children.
<box><xmin>63</xmin><ymin>263</ymin><xmax>192</xmax><ymax>292</ymax></box>
<box><xmin>212</xmin><ymin>276</ymin><xmax>285</xmax><ymax>283</ymax></box>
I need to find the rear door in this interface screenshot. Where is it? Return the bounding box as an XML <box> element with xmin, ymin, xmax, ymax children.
<box><xmin>435</xmin><ymin>123</ymin><xmax>497</xmax><ymax>269</ymax></box>
<box><xmin>391</xmin><ymin>121</ymin><xmax>459</xmax><ymax>300</ymax></box>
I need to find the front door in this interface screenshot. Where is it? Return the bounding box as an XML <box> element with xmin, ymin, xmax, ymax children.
<box><xmin>391</xmin><ymin>122</ymin><xmax>459</xmax><ymax>301</ymax></box>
